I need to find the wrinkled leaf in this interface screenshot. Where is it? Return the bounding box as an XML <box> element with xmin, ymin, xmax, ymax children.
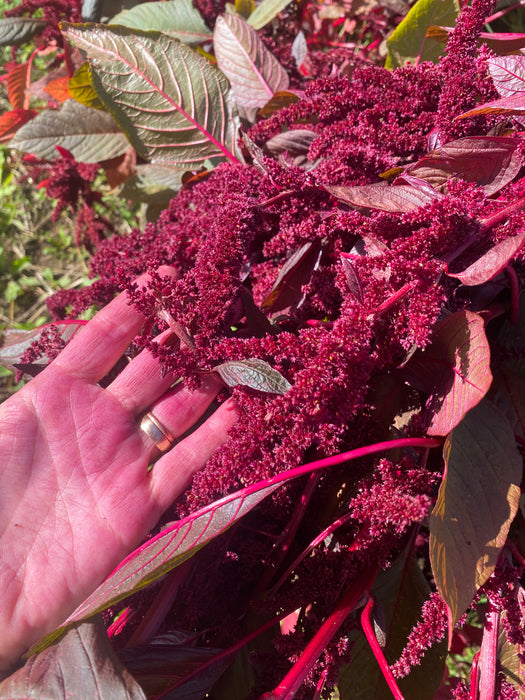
<box><xmin>341</xmin><ymin>256</ymin><xmax>364</xmax><ymax>305</ymax></box>
<box><xmin>11</xmin><ymin>99</ymin><xmax>129</xmax><ymax>162</ymax></box>
<box><xmin>0</xmin><ymin>108</ymin><xmax>36</xmax><ymax>143</ymax></box>
<box><xmin>403</xmin><ymin>311</ymin><xmax>492</xmax><ymax>436</ymax></box>
<box><xmin>215</xmin><ymin>358</ymin><xmax>292</xmax><ymax>393</ymax></box>
<box><xmin>429</xmin><ymin>399</ymin><xmax>522</xmax><ymax>639</ymax></box>
<box><xmin>0</xmin><ymin>321</ymin><xmax>86</xmax><ymax>372</ymax></box>
<box><xmin>385</xmin><ymin>0</ymin><xmax>460</xmax><ymax>69</ymax></box>
<box><xmin>0</xmin><ymin>17</ymin><xmax>47</xmax><ymax>46</ymax></box>
<box><xmin>61</xmin><ymin>24</ymin><xmax>239</xmax><ymax>167</ymax></box>
<box><xmin>448</xmin><ymin>231</ymin><xmax>525</xmax><ymax>285</ymax></box>
<box><xmin>406</xmin><ymin>136</ymin><xmax>523</xmax><ymax>196</ymax></box>
<box><xmin>110</xmin><ymin>0</ymin><xmax>212</xmax><ymax>45</ymax></box>
<box><xmin>1</xmin><ymin>618</ymin><xmax>145</xmax><ymax>700</ymax></box>
<box><xmin>262</xmin><ymin>240</ymin><xmax>322</xmax><ymax>313</ymax></box>
<box><xmin>133</xmin><ymin>163</ymin><xmax>184</xmax><ymax>190</ymax></box>
<box><xmin>29</xmin><ymin>482</ymin><xmax>281</xmax><ymax>653</ymax></box>
<box><xmin>214</xmin><ymin>14</ymin><xmax>289</xmax><ymax>109</ymax></box>
<box><xmin>247</xmin><ymin>0</ymin><xmax>294</xmax><ymax>30</ymax></box>
<box><xmin>325</xmin><ymin>182</ymin><xmax>441</xmax><ymax>213</ymax></box>
<box><xmin>488</xmin><ymin>55</ymin><xmax>525</xmax><ymax>97</ymax></box>
<box><xmin>338</xmin><ymin>545</ymin><xmax>447</xmax><ymax>700</ymax></box>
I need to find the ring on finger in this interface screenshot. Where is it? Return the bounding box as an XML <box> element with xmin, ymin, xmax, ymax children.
<box><xmin>139</xmin><ymin>411</ymin><xmax>176</xmax><ymax>455</ymax></box>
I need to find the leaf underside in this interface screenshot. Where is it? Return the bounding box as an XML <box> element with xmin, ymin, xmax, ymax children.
<box><xmin>61</xmin><ymin>23</ymin><xmax>239</xmax><ymax>167</ymax></box>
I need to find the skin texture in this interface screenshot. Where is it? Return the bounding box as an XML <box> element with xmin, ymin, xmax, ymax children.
<box><xmin>0</xmin><ymin>269</ymin><xmax>237</xmax><ymax>673</ymax></box>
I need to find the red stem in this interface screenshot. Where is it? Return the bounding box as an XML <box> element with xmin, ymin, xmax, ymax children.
<box><xmin>479</xmin><ymin>196</ymin><xmax>525</xmax><ymax>235</ymax></box>
<box><xmin>485</xmin><ymin>1</ymin><xmax>523</xmax><ymax>24</ymax></box>
<box><xmin>361</xmin><ymin>596</ymin><xmax>405</xmax><ymax>700</ymax></box>
<box><xmin>260</xmin><ymin>565</ymin><xmax>379</xmax><ymax>699</ymax></box>
<box><xmin>469</xmin><ymin>652</ymin><xmax>480</xmax><ymax>700</ymax></box>
<box><xmin>478</xmin><ymin>609</ymin><xmax>500</xmax><ymax>700</ymax></box>
<box><xmin>374</xmin><ymin>281</ymin><xmax>417</xmax><ymax>316</ymax></box>
<box><xmin>507</xmin><ymin>540</ymin><xmax>525</xmax><ymax>567</ymax></box>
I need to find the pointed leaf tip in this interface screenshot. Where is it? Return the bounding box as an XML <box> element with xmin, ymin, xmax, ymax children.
<box><xmin>214</xmin><ymin>358</ymin><xmax>292</xmax><ymax>394</ymax></box>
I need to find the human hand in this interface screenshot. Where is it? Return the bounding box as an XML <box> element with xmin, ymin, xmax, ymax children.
<box><xmin>0</xmin><ymin>270</ymin><xmax>237</xmax><ymax>673</ymax></box>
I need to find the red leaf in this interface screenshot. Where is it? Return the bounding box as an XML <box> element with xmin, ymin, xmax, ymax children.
<box><xmin>405</xmin><ymin>136</ymin><xmax>523</xmax><ymax>196</ymax></box>
<box><xmin>447</xmin><ymin>231</ymin><xmax>525</xmax><ymax>285</ymax></box>
<box><xmin>262</xmin><ymin>240</ymin><xmax>322</xmax><ymax>313</ymax></box>
<box><xmin>44</xmin><ymin>75</ymin><xmax>72</xmax><ymax>103</ymax></box>
<box><xmin>5</xmin><ymin>61</ymin><xmax>30</xmax><ymax>110</ymax></box>
<box><xmin>402</xmin><ymin>311</ymin><xmax>492</xmax><ymax>436</ymax></box>
<box><xmin>457</xmin><ymin>93</ymin><xmax>525</xmax><ymax>119</ymax></box>
<box><xmin>325</xmin><ymin>182</ymin><xmax>441</xmax><ymax>213</ymax></box>
<box><xmin>0</xmin><ymin>108</ymin><xmax>37</xmax><ymax>142</ymax></box>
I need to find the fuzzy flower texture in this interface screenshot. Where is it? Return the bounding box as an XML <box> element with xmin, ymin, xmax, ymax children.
<box><xmin>41</xmin><ymin>0</ymin><xmax>525</xmax><ymax>693</ymax></box>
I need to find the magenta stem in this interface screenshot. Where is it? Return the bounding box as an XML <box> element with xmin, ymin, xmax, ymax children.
<box><xmin>469</xmin><ymin>652</ymin><xmax>480</xmax><ymax>700</ymax></box>
<box><xmin>478</xmin><ymin>609</ymin><xmax>500</xmax><ymax>700</ymax></box>
<box><xmin>479</xmin><ymin>196</ymin><xmax>525</xmax><ymax>235</ymax></box>
<box><xmin>375</xmin><ymin>281</ymin><xmax>417</xmax><ymax>316</ymax></box>
<box><xmin>361</xmin><ymin>596</ymin><xmax>405</xmax><ymax>700</ymax></box>
<box><xmin>261</xmin><ymin>565</ymin><xmax>379</xmax><ymax>699</ymax></box>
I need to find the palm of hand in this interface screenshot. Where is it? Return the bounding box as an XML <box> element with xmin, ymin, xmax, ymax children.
<box><xmin>0</xmin><ymin>275</ymin><xmax>236</xmax><ymax>671</ymax></box>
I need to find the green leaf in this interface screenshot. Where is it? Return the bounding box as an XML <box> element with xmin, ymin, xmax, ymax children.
<box><xmin>213</xmin><ymin>14</ymin><xmax>288</xmax><ymax>109</ymax></box>
<box><xmin>429</xmin><ymin>399</ymin><xmax>522</xmax><ymax>640</ymax></box>
<box><xmin>338</xmin><ymin>546</ymin><xmax>446</xmax><ymax>700</ymax></box>
<box><xmin>109</xmin><ymin>0</ymin><xmax>212</xmax><ymax>45</ymax></box>
<box><xmin>247</xmin><ymin>0</ymin><xmax>294</xmax><ymax>30</ymax></box>
<box><xmin>69</xmin><ymin>63</ymin><xmax>106</xmax><ymax>111</ymax></box>
<box><xmin>0</xmin><ymin>17</ymin><xmax>47</xmax><ymax>46</ymax></box>
<box><xmin>61</xmin><ymin>24</ymin><xmax>240</xmax><ymax>167</ymax></box>
<box><xmin>10</xmin><ymin>100</ymin><xmax>129</xmax><ymax>162</ymax></box>
<box><xmin>214</xmin><ymin>358</ymin><xmax>292</xmax><ymax>394</ymax></box>
<box><xmin>385</xmin><ymin>0</ymin><xmax>460</xmax><ymax>69</ymax></box>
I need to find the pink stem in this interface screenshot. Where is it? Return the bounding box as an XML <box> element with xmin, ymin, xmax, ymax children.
<box><xmin>270</xmin><ymin>511</ymin><xmax>355</xmax><ymax>594</ymax></box>
<box><xmin>374</xmin><ymin>281</ymin><xmax>417</xmax><ymax>316</ymax></box>
<box><xmin>485</xmin><ymin>2</ymin><xmax>523</xmax><ymax>24</ymax></box>
<box><xmin>361</xmin><ymin>596</ymin><xmax>405</xmax><ymax>700</ymax></box>
<box><xmin>260</xmin><ymin>566</ymin><xmax>379</xmax><ymax>699</ymax></box>
<box><xmin>507</xmin><ymin>540</ymin><xmax>525</xmax><ymax>567</ymax></box>
<box><xmin>478</xmin><ymin>609</ymin><xmax>500</xmax><ymax>700</ymax></box>
<box><xmin>479</xmin><ymin>197</ymin><xmax>525</xmax><ymax>235</ymax></box>
<box><xmin>107</xmin><ymin>606</ymin><xmax>134</xmax><ymax>638</ymax></box>
<box><xmin>469</xmin><ymin>652</ymin><xmax>480</xmax><ymax>700</ymax></box>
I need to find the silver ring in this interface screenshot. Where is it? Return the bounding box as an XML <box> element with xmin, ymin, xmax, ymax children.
<box><xmin>139</xmin><ymin>412</ymin><xmax>175</xmax><ymax>454</ymax></box>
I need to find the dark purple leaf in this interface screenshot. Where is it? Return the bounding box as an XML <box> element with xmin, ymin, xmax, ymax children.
<box><xmin>118</xmin><ymin>637</ymin><xmax>228</xmax><ymax>699</ymax></box>
<box><xmin>340</xmin><ymin>256</ymin><xmax>364</xmax><ymax>305</ymax></box>
<box><xmin>448</xmin><ymin>231</ymin><xmax>525</xmax><ymax>285</ymax></box>
<box><xmin>402</xmin><ymin>311</ymin><xmax>492</xmax><ymax>436</ymax></box>
<box><xmin>215</xmin><ymin>358</ymin><xmax>292</xmax><ymax>394</ymax></box>
<box><xmin>430</xmin><ymin>399</ymin><xmax>521</xmax><ymax>638</ymax></box>
<box><xmin>262</xmin><ymin>240</ymin><xmax>322</xmax><ymax>313</ymax></box>
<box><xmin>0</xmin><ymin>320</ymin><xmax>87</xmax><ymax>372</ymax></box>
<box><xmin>405</xmin><ymin>136</ymin><xmax>523</xmax><ymax>195</ymax></box>
<box><xmin>265</xmin><ymin>129</ymin><xmax>317</xmax><ymax>158</ymax></box>
<box><xmin>1</xmin><ymin>618</ymin><xmax>145</xmax><ymax>700</ymax></box>
<box><xmin>325</xmin><ymin>182</ymin><xmax>441</xmax><ymax>213</ymax></box>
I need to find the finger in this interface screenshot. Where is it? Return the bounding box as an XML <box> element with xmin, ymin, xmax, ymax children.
<box><xmin>106</xmin><ymin>330</ymin><xmax>177</xmax><ymax>414</ymax></box>
<box><xmin>139</xmin><ymin>374</ymin><xmax>223</xmax><ymax>461</ymax></box>
<box><xmin>150</xmin><ymin>398</ymin><xmax>238</xmax><ymax>510</ymax></box>
<box><xmin>53</xmin><ymin>267</ymin><xmax>176</xmax><ymax>385</ymax></box>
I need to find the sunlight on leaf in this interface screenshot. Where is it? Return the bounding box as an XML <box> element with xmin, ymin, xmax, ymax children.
<box><xmin>214</xmin><ymin>14</ymin><xmax>289</xmax><ymax>109</ymax></box>
<box><xmin>385</xmin><ymin>0</ymin><xmax>459</xmax><ymax>69</ymax></box>
<box><xmin>11</xmin><ymin>100</ymin><xmax>129</xmax><ymax>162</ymax></box>
<box><xmin>247</xmin><ymin>0</ymin><xmax>294</xmax><ymax>30</ymax></box>
<box><xmin>214</xmin><ymin>358</ymin><xmax>292</xmax><ymax>394</ymax></box>
<box><xmin>0</xmin><ymin>17</ymin><xmax>47</xmax><ymax>46</ymax></box>
<box><xmin>61</xmin><ymin>24</ymin><xmax>240</xmax><ymax>167</ymax></box>
<box><xmin>429</xmin><ymin>399</ymin><xmax>522</xmax><ymax>641</ymax></box>
<box><xmin>109</xmin><ymin>0</ymin><xmax>212</xmax><ymax>45</ymax></box>
<box><xmin>448</xmin><ymin>231</ymin><xmax>525</xmax><ymax>286</ymax></box>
